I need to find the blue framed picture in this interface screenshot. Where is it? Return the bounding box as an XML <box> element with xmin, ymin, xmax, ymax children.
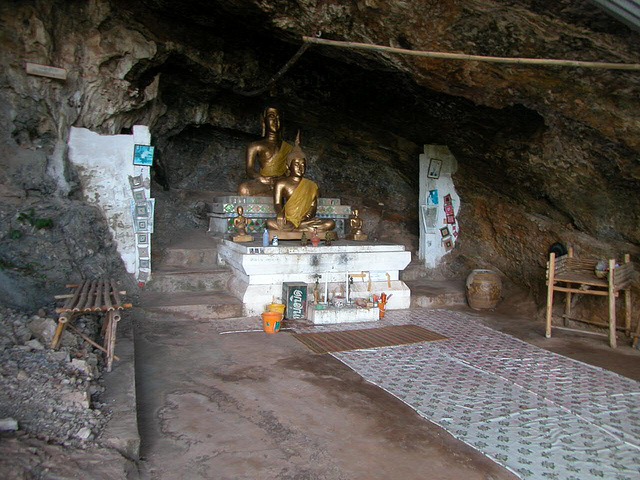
<box><xmin>133</xmin><ymin>144</ymin><xmax>155</xmax><ymax>166</ymax></box>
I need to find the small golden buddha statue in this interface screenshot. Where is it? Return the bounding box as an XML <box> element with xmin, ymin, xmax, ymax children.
<box><xmin>346</xmin><ymin>208</ymin><xmax>367</xmax><ymax>241</ymax></box>
<box><xmin>232</xmin><ymin>206</ymin><xmax>253</xmax><ymax>242</ymax></box>
<box><xmin>238</xmin><ymin>106</ymin><xmax>292</xmax><ymax>197</ymax></box>
<box><xmin>265</xmin><ymin>134</ymin><xmax>335</xmax><ymax>235</ymax></box>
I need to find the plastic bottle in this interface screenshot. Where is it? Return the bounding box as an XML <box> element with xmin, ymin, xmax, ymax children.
<box><xmin>262</xmin><ymin>229</ymin><xmax>269</xmax><ymax>247</ymax></box>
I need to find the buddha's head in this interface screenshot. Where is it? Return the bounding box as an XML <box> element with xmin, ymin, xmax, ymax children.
<box><xmin>261</xmin><ymin>106</ymin><xmax>281</xmax><ymax>136</ymax></box>
<box><xmin>237</xmin><ymin>206</ymin><xmax>244</xmax><ymax>216</ymax></box>
<box><xmin>287</xmin><ymin>130</ymin><xmax>306</xmax><ymax>177</ymax></box>
<box><xmin>352</xmin><ymin>208</ymin><xmax>359</xmax><ymax>217</ymax></box>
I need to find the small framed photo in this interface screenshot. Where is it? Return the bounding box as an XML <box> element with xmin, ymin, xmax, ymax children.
<box><xmin>135</xmin><ymin>203</ymin><xmax>149</xmax><ymax>218</ymax></box>
<box><xmin>129</xmin><ymin>175</ymin><xmax>143</xmax><ymax>188</ymax></box>
<box><xmin>133</xmin><ymin>144</ymin><xmax>155</xmax><ymax>166</ymax></box>
<box><xmin>443</xmin><ymin>194</ymin><xmax>452</xmax><ymax>205</ymax></box>
<box><xmin>440</xmin><ymin>226</ymin><xmax>450</xmax><ymax>238</ymax></box>
<box><xmin>137</xmin><ymin>219</ymin><xmax>148</xmax><ymax>232</ymax></box>
<box><xmin>428</xmin><ymin>189</ymin><xmax>439</xmax><ymax>205</ymax></box>
<box><xmin>444</xmin><ymin>204</ymin><xmax>454</xmax><ymax>215</ymax></box>
<box><xmin>446</xmin><ymin>214</ymin><xmax>456</xmax><ymax>224</ymax></box>
<box><xmin>139</xmin><ymin>259</ymin><xmax>150</xmax><ymax>269</ymax></box>
<box><xmin>138</xmin><ymin>246</ymin><xmax>149</xmax><ymax>259</ymax></box>
<box><xmin>137</xmin><ymin>233</ymin><xmax>148</xmax><ymax>244</ymax></box>
<box><xmin>443</xmin><ymin>238</ymin><xmax>454</xmax><ymax>250</ymax></box>
<box><xmin>427</xmin><ymin>159</ymin><xmax>442</xmax><ymax>179</ymax></box>
<box><xmin>132</xmin><ymin>188</ymin><xmax>146</xmax><ymax>202</ymax></box>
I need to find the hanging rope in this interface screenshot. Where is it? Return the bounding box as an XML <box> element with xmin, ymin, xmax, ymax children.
<box><xmin>234</xmin><ymin>43</ymin><xmax>311</xmax><ymax>97</ymax></box>
<box><xmin>302</xmin><ymin>36</ymin><xmax>640</xmax><ymax>71</ymax></box>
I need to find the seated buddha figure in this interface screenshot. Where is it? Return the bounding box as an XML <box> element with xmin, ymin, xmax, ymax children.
<box><xmin>238</xmin><ymin>106</ymin><xmax>293</xmax><ymax>197</ymax></box>
<box><xmin>266</xmin><ymin>135</ymin><xmax>335</xmax><ymax>233</ymax></box>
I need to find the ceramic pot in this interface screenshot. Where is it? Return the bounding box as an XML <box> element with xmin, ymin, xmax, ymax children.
<box><xmin>466</xmin><ymin>269</ymin><xmax>502</xmax><ymax>310</ymax></box>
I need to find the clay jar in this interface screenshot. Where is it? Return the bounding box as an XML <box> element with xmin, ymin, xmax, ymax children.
<box><xmin>465</xmin><ymin>269</ymin><xmax>502</xmax><ymax>310</ymax></box>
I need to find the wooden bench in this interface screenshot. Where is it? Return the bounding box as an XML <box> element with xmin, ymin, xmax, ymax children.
<box><xmin>545</xmin><ymin>249</ymin><xmax>633</xmax><ymax>348</ymax></box>
<box><xmin>52</xmin><ymin>279</ymin><xmax>132</xmax><ymax>371</ymax></box>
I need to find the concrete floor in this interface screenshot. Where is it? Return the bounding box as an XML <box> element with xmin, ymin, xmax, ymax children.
<box><xmin>135</xmin><ymin>301</ymin><xmax>640</xmax><ymax>480</ymax></box>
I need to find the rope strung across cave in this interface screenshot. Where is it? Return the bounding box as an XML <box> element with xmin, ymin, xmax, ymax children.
<box><xmin>302</xmin><ymin>36</ymin><xmax>640</xmax><ymax>71</ymax></box>
<box><xmin>234</xmin><ymin>34</ymin><xmax>639</xmax><ymax>97</ymax></box>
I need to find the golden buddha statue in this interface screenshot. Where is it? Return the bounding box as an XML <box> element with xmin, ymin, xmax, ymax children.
<box><xmin>232</xmin><ymin>206</ymin><xmax>253</xmax><ymax>242</ymax></box>
<box><xmin>346</xmin><ymin>208</ymin><xmax>367</xmax><ymax>241</ymax></box>
<box><xmin>266</xmin><ymin>135</ymin><xmax>335</xmax><ymax>235</ymax></box>
<box><xmin>238</xmin><ymin>106</ymin><xmax>293</xmax><ymax>197</ymax></box>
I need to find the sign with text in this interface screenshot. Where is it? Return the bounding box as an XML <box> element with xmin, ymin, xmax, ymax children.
<box><xmin>25</xmin><ymin>62</ymin><xmax>67</xmax><ymax>80</ymax></box>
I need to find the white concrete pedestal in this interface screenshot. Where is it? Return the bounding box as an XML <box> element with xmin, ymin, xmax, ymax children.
<box><xmin>308</xmin><ymin>305</ymin><xmax>380</xmax><ymax>324</ymax></box>
<box><xmin>218</xmin><ymin>239</ymin><xmax>412</xmax><ymax>317</ymax></box>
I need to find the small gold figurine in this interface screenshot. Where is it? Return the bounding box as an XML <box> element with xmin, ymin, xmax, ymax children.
<box><xmin>265</xmin><ymin>133</ymin><xmax>335</xmax><ymax>235</ymax></box>
<box><xmin>238</xmin><ymin>106</ymin><xmax>293</xmax><ymax>197</ymax></box>
<box><xmin>232</xmin><ymin>206</ymin><xmax>254</xmax><ymax>242</ymax></box>
<box><xmin>346</xmin><ymin>208</ymin><xmax>368</xmax><ymax>241</ymax></box>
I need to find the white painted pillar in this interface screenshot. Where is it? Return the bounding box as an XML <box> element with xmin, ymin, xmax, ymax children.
<box><xmin>418</xmin><ymin>145</ymin><xmax>460</xmax><ymax>269</ymax></box>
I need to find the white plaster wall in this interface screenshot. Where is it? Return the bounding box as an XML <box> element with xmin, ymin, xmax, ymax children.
<box><xmin>67</xmin><ymin>126</ymin><xmax>151</xmax><ymax>275</ymax></box>
<box><xmin>418</xmin><ymin>145</ymin><xmax>460</xmax><ymax>269</ymax></box>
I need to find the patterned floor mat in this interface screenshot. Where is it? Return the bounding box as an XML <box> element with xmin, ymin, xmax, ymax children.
<box><xmin>293</xmin><ymin>310</ymin><xmax>640</xmax><ymax>480</ymax></box>
<box><xmin>292</xmin><ymin>324</ymin><xmax>448</xmax><ymax>353</ymax></box>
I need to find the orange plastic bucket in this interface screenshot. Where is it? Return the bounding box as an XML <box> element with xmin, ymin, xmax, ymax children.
<box><xmin>261</xmin><ymin>311</ymin><xmax>283</xmax><ymax>333</ymax></box>
<box><xmin>267</xmin><ymin>303</ymin><xmax>285</xmax><ymax>314</ymax></box>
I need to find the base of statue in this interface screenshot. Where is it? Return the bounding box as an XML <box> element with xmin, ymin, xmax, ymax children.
<box><xmin>346</xmin><ymin>233</ymin><xmax>368</xmax><ymax>241</ymax></box>
<box><xmin>268</xmin><ymin>229</ymin><xmax>327</xmax><ymax>241</ymax></box>
<box><xmin>232</xmin><ymin>234</ymin><xmax>254</xmax><ymax>242</ymax></box>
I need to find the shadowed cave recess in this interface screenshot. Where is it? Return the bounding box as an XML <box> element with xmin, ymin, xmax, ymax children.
<box><xmin>0</xmin><ymin>0</ymin><xmax>638</xmax><ymax>317</ymax></box>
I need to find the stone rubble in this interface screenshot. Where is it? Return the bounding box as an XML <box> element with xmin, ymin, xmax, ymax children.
<box><xmin>0</xmin><ymin>304</ymin><xmax>111</xmax><ymax>449</ymax></box>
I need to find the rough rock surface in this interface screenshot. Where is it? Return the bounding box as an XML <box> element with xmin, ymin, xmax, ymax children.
<box><xmin>0</xmin><ymin>0</ymin><xmax>638</xmax><ymax>310</ymax></box>
<box><xmin>0</xmin><ymin>304</ymin><xmax>134</xmax><ymax>478</ymax></box>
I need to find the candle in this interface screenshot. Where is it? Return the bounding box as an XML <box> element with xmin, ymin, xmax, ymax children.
<box><xmin>324</xmin><ymin>272</ymin><xmax>328</xmax><ymax>303</ymax></box>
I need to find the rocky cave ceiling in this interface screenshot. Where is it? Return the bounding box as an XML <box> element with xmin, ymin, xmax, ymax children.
<box><xmin>1</xmin><ymin>0</ymin><xmax>639</xmax><ymax>305</ymax></box>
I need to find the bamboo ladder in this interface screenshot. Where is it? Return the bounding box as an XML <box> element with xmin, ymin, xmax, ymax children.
<box><xmin>545</xmin><ymin>248</ymin><xmax>634</xmax><ymax>348</ymax></box>
<box><xmin>52</xmin><ymin>279</ymin><xmax>132</xmax><ymax>371</ymax></box>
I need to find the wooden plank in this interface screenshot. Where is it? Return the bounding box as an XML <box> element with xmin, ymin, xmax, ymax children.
<box><xmin>103</xmin><ymin>279</ymin><xmax>113</xmax><ymax>311</ymax></box>
<box><xmin>74</xmin><ymin>280</ymin><xmax>91</xmax><ymax>312</ymax></box>
<box><xmin>624</xmin><ymin>254</ymin><xmax>632</xmax><ymax>336</ymax></box>
<box><xmin>81</xmin><ymin>280</ymin><xmax>97</xmax><ymax>311</ymax></box>
<box><xmin>551</xmin><ymin>286</ymin><xmax>608</xmax><ymax>296</ymax></box>
<box><xmin>110</xmin><ymin>279</ymin><xmax>123</xmax><ymax>309</ymax></box>
<box><xmin>608</xmin><ymin>259</ymin><xmax>617</xmax><ymax>348</ymax></box>
<box><xmin>545</xmin><ymin>253</ymin><xmax>555</xmax><ymax>338</ymax></box>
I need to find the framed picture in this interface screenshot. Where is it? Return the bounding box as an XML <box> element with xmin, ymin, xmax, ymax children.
<box><xmin>139</xmin><ymin>259</ymin><xmax>150</xmax><ymax>269</ymax></box>
<box><xmin>421</xmin><ymin>205</ymin><xmax>437</xmax><ymax>233</ymax></box>
<box><xmin>440</xmin><ymin>226</ymin><xmax>450</xmax><ymax>238</ymax></box>
<box><xmin>427</xmin><ymin>159</ymin><xmax>442</xmax><ymax>179</ymax></box>
<box><xmin>428</xmin><ymin>189</ymin><xmax>438</xmax><ymax>205</ymax></box>
<box><xmin>138</xmin><ymin>246</ymin><xmax>149</xmax><ymax>258</ymax></box>
<box><xmin>129</xmin><ymin>174</ymin><xmax>143</xmax><ymax>188</ymax></box>
<box><xmin>443</xmin><ymin>194</ymin><xmax>452</xmax><ymax>205</ymax></box>
<box><xmin>135</xmin><ymin>203</ymin><xmax>149</xmax><ymax>218</ymax></box>
<box><xmin>132</xmin><ymin>188</ymin><xmax>146</xmax><ymax>202</ymax></box>
<box><xmin>444</xmin><ymin>204</ymin><xmax>454</xmax><ymax>215</ymax></box>
<box><xmin>443</xmin><ymin>238</ymin><xmax>454</xmax><ymax>250</ymax></box>
<box><xmin>133</xmin><ymin>144</ymin><xmax>155</xmax><ymax>166</ymax></box>
<box><xmin>446</xmin><ymin>214</ymin><xmax>456</xmax><ymax>224</ymax></box>
<box><xmin>138</xmin><ymin>270</ymin><xmax>149</xmax><ymax>282</ymax></box>
<box><xmin>137</xmin><ymin>233</ymin><xmax>149</xmax><ymax>244</ymax></box>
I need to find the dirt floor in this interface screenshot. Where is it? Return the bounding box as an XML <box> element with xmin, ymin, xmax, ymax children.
<box><xmin>134</xmin><ymin>299</ymin><xmax>640</xmax><ymax>480</ymax></box>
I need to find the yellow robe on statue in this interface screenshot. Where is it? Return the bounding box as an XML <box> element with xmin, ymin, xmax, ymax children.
<box><xmin>260</xmin><ymin>141</ymin><xmax>293</xmax><ymax>177</ymax></box>
<box><xmin>284</xmin><ymin>178</ymin><xmax>318</xmax><ymax>228</ymax></box>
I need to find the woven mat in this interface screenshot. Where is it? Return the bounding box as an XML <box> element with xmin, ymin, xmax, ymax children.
<box><xmin>292</xmin><ymin>324</ymin><xmax>448</xmax><ymax>354</ymax></box>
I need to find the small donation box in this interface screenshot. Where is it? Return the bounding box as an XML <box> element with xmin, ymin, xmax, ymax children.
<box><xmin>283</xmin><ymin>282</ymin><xmax>307</xmax><ymax>320</ymax></box>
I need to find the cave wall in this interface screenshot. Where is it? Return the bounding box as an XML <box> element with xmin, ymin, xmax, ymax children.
<box><xmin>0</xmin><ymin>0</ymin><xmax>638</xmax><ymax>313</ymax></box>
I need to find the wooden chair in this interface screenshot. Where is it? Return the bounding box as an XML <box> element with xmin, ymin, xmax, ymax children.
<box><xmin>545</xmin><ymin>248</ymin><xmax>633</xmax><ymax>348</ymax></box>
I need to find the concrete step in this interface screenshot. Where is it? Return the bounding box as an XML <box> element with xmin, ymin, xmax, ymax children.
<box><xmin>138</xmin><ymin>290</ymin><xmax>243</xmax><ymax>320</ymax></box>
<box><xmin>400</xmin><ymin>260</ymin><xmax>428</xmax><ymax>282</ymax></box>
<box><xmin>144</xmin><ymin>265</ymin><xmax>232</xmax><ymax>293</ymax></box>
<box><xmin>406</xmin><ymin>279</ymin><xmax>467</xmax><ymax>308</ymax></box>
<box><xmin>155</xmin><ymin>231</ymin><xmax>221</xmax><ymax>267</ymax></box>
